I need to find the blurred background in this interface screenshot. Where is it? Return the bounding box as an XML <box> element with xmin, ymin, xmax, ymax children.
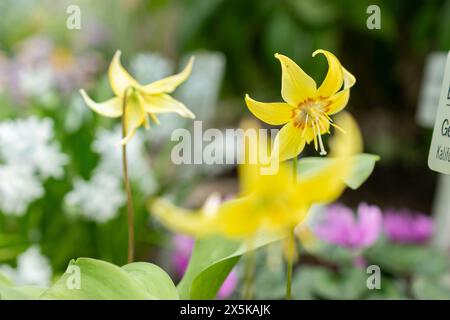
<box><xmin>0</xmin><ymin>0</ymin><xmax>449</xmax><ymax>299</ymax></box>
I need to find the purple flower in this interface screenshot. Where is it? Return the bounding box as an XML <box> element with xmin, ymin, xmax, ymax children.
<box><xmin>172</xmin><ymin>234</ymin><xmax>237</xmax><ymax>299</ymax></box>
<box><xmin>172</xmin><ymin>235</ymin><xmax>195</xmax><ymax>276</ymax></box>
<box><xmin>383</xmin><ymin>209</ymin><xmax>433</xmax><ymax>244</ymax></box>
<box><xmin>315</xmin><ymin>203</ymin><xmax>383</xmax><ymax>250</ymax></box>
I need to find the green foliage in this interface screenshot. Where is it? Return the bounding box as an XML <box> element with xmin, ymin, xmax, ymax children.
<box><xmin>178</xmin><ymin>234</ymin><xmax>281</xmax><ymax>299</ymax></box>
<box><xmin>412</xmin><ymin>276</ymin><xmax>450</xmax><ymax>300</ymax></box>
<box><xmin>0</xmin><ymin>0</ymin><xmax>448</xmax><ymax>301</ymax></box>
<box><xmin>0</xmin><ymin>271</ymin><xmax>46</xmax><ymax>300</ymax></box>
<box><xmin>298</xmin><ymin>153</ymin><xmax>380</xmax><ymax>190</ymax></box>
<box><xmin>366</xmin><ymin>241</ymin><xmax>449</xmax><ymax>277</ymax></box>
<box><xmin>41</xmin><ymin>258</ymin><xmax>178</xmax><ymax>300</ymax></box>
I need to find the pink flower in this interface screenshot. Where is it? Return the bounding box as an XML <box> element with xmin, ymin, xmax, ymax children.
<box><xmin>315</xmin><ymin>203</ymin><xmax>383</xmax><ymax>250</ymax></box>
<box><xmin>383</xmin><ymin>209</ymin><xmax>433</xmax><ymax>244</ymax></box>
<box><xmin>172</xmin><ymin>235</ymin><xmax>195</xmax><ymax>276</ymax></box>
<box><xmin>172</xmin><ymin>234</ymin><xmax>237</xmax><ymax>299</ymax></box>
<box><xmin>217</xmin><ymin>270</ymin><xmax>238</xmax><ymax>299</ymax></box>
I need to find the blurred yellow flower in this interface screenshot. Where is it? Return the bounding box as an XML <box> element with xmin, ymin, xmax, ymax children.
<box><xmin>80</xmin><ymin>51</ymin><xmax>195</xmax><ymax>144</ymax></box>
<box><xmin>245</xmin><ymin>50</ymin><xmax>356</xmax><ymax>161</ymax></box>
<box><xmin>151</xmin><ymin>112</ymin><xmax>362</xmax><ymax>239</ymax></box>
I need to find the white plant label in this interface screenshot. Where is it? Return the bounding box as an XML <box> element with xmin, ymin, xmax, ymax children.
<box><xmin>428</xmin><ymin>51</ymin><xmax>450</xmax><ymax>175</ymax></box>
<box><xmin>416</xmin><ymin>52</ymin><xmax>447</xmax><ymax>128</ymax></box>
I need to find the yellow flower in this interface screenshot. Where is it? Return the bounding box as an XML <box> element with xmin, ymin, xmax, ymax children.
<box><xmin>80</xmin><ymin>51</ymin><xmax>195</xmax><ymax>144</ymax></box>
<box><xmin>150</xmin><ymin>112</ymin><xmax>362</xmax><ymax>239</ymax></box>
<box><xmin>245</xmin><ymin>50</ymin><xmax>356</xmax><ymax>161</ymax></box>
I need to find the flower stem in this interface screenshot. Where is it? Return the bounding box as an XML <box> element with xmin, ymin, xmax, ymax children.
<box><xmin>121</xmin><ymin>88</ymin><xmax>135</xmax><ymax>263</ymax></box>
<box><xmin>286</xmin><ymin>156</ymin><xmax>298</xmax><ymax>300</ymax></box>
<box><xmin>242</xmin><ymin>239</ymin><xmax>255</xmax><ymax>300</ymax></box>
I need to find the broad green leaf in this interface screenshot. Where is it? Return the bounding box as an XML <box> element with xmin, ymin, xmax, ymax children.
<box><xmin>366</xmin><ymin>241</ymin><xmax>449</xmax><ymax>277</ymax></box>
<box><xmin>292</xmin><ymin>266</ymin><xmax>325</xmax><ymax>300</ymax></box>
<box><xmin>0</xmin><ymin>271</ymin><xmax>13</xmax><ymax>286</ymax></box>
<box><xmin>253</xmin><ymin>265</ymin><xmax>286</xmax><ymax>300</ymax></box>
<box><xmin>309</xmin><ymin>242</ymin><xmax>355</xmax><ymax>265</ymax></box>
<box><xmin>312</xmin><ymin>267</ymin><xmax>368</xmax><ymax>300</ymax></box>
<box><xmin>0</xmin><ymin>286</ymin><xmax>46</xmax><ymax>300</ymax></box>
<box><xmin>122</xmin><ymin>262</ymin><xmax>178</xmax><ymax>299</ymax></box>
<box><xmin>178</xmin><ymin>233</ymin><xmax>281</xmax><ymax>299</ymax></box>
<box><xmin>298</xmin><ymin>153</ymin><xmax>379</xmax><ymax>190</ymax></box>
<box><xmin>365</xmin><ymin>278</ymin><xmax>407</xmax><ymax>300</ymax></box>
<box><xmin>412</xmin><ymin>276</ymin><xmax>450</xmax><ymax>300</ymax></box>
<box><xmin>41</xmin><ymin>258</ymin><xmax>177</xmax><ymax>300</ymax></box>
<box><xmin>344</xmin><ymin>154</ymin><xmax>380</xmax><ymax>189</ymax></box>
<box><xmin>0</xmin><ymin>271</ymin><xmax>46</xmax><ymax>300</ymax></box>
<box><xmin>293</xmin><ymin>266</ymin><xmax>369</xmax><ymax>300</ymax></box>
<box><xmin>293</xmin><ymin>266</ymin><xmax>407</xmax><ymax>300</ymax></box>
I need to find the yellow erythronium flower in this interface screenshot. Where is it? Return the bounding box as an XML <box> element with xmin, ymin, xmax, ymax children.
<box><xmin>80</xmin><ymin>50</ymin><xmax>195</xmax><ymax>144</ymax></box>
<box><xmin>151</xmin><ymin>112</ymin><xmax>362</xmax><ymax>239</ymax></box>
<box><xmin>245</xmin><ymin>50</ymin><xmax>356</xmax><ymax>161</ymax></box>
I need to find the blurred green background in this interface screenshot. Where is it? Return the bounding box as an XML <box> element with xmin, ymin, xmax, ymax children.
<box><xmin>0</xmin><ymin>0</ymin><xmax>449</xmax><ymax>299</ymax></box>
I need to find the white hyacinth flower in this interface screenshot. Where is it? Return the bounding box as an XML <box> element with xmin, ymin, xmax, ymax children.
<box><xmin>0</xmin><ymin>116</ymin><xmax>68</xmax><ymax>179</ymax></box>
<box><xmin>0</xmin><ymin>165</ymin><xmax>44</xmax><ymax>216</ymax></box>
<box><xmin>64</xmin><ymin>172</ymin><xmax>126</xmax><ymax>223</ymax></box>
<box><xmin>92</xmin><ymin>125</ymin><xmax>158</xmax><ymax>195</ymax></box>
<box><xmin>0</xmin><ymin>245</ymin><xmax>52</xmax><ymax>287</ymax></box>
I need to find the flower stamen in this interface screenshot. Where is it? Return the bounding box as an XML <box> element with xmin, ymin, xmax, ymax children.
<box><xmin>316</xmin><ymin>118</ymin><xmax>327</xmax><ymax>155</ymax></box>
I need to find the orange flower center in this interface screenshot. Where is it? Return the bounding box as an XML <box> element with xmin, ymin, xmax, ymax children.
<box><xmin>291</xmin><ymin>98</ymin><xmax>332</xmax><ymax>155</ymax></box>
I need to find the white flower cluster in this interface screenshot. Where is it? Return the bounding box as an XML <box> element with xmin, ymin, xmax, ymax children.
<box><xmin>0</xmin><ymin>117</ymin><xmax>68</xmax><ymax>216</ymax></box>
<box><xmin>64</xmin><ymin>126</ymin><xmax>157</xmax><ymax>223</ymax></box>
<box><xmin>64</xmin><ymin>172</ymin><xmax>126</xmax><ymax>223</ymax></box>
<box><xmin>0</xmin><ymin>166</ymin><xmax>43</xmax><ymax>214</ymax></box>
<box><xmin>92</xmin><ymin>126</ymin><xmax>157</xmax><ymax>194</ymax></box>
<box><xmin>0</xmin><ymin>245</ymin><xmax>52</xmax><ymax>287</ymax></box>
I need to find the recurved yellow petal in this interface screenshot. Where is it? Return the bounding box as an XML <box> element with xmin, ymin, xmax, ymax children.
<box><xmin>272</xmin><ymin>121</ymin><xmax>306</xmax><ymax>162</ymax></box>
<box><xmin>151</xmin><ymin>198</ymin><xmax>217</xmax><ymax>237</ymax></box>
<box><xmin>237</xmin><ymin>119</ymin><xmax>272</xmax><ymax>195</ymax></box>
<box><xmin>79</xmin><ymin>89</ymin><xmax>122</xmax><ymax>117</ymax></box>
<box><xmin>326</xmin><ymin>67</ymin><xmax>356</xmax><ymax>115</ymax></box>
<box><xmin>143</xmin><ymin>94</ymin><xmax>195</xmax><ymax>119</ymax></box>
<box><xmin>326</xmin><ymin>90</ymin><xmax>349</xmax><ymax>115</ymax></box>
<box><xmin>245</xmin><ymin>94</ymin><xmax>293</xmax><ymax>125</ymax></box>
<box><xmin>142</xmin><ymin>57</ymin><xmax>194</xmax><ymax>94</ymax></box>
<box><xmin>119</xmin><ymin>92</ymin><xmax>145</xmax><ymax>145</ymax></box>
<box><xmin>342</xmin><ymin>67</ymin><xmax>356</xmax><ymax>91</ymax></box>
<box><xmin>297</xmin><ymin>112</ymin><xmax>361</xmax><ymax>205</ymax></box>
<box><xmin>214</xmin><ymin>196</ymin><xmax>262</xmax><ymax>237</ymax></box>
<box><xmin>313</xmin><ymin>49</ymin><xmax>343</xmax><ymax>98</ymax></box>
<box><xmin>108</xmin><ymin>51</ymin><xmax>140</xmax><ymax>97</ymax></box>
<box><xmin>275</xmin><ymin>53</ymin><xmax>316</xmax><ymax>106</ymax></box>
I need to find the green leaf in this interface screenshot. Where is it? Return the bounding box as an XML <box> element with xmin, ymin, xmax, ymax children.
<box><xmin>0</xmin><ymin>271</ymin><xmax>13</xmax><ymax>286</ymax></box>
<box><xmin>0</xmin><ymin>286</ymin><xmax>47</xmax><ymax>300</ymax></box>
<box><xmin>293</xmin><ymin>266</ymin><xmax>371</xmax><ymax>300</ymax></box>
<box><xmin>312</xmin><ymin>267</ymin><xmax>368</xmax><ymax>300</ymax></box>
<box><xmin>178</xmin><ymin>233</ymin><xmax>281</xmax><ymax>299</ymax></box>
<box><xmin>122</xmin><ymin>262</ymin><xmax>178</xmax><ymax>299</ymax></box>
<box><xmin>412</xmin><ymin>276</ymin><xmax>450</xmax><ymax>300</ymax></box>
<box><xmin>366</xmin><ymin>241</ymin><xmax>449</xmax><ymax>277</ymax></box>
<box><xmin>292</xmin><ymin>266</ymin><xmax>323</xmax><ymax>300</ymax></box>
<box><xmin>298</xmin><ymin>153</ymin><xmax>379</xmax><ymax>190</ymax></box>
<box><xmin>253</xmin><ymin>266</ymin><xmax>286</xmax><ymax>300</ymax></box>
<box><xmin>40</xmin><ymin>258</ymin><xmax>177</xmax><ymax>300</ymax></box>
<box><xmin>365</xmin><ymin>278</ymin><xmax>407</xmax><ymax>300</ymax></box>
<box><xmin>0</xmin><ymin>271</ymin><xmax>46</xmax><ymax>300</ymax></box>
